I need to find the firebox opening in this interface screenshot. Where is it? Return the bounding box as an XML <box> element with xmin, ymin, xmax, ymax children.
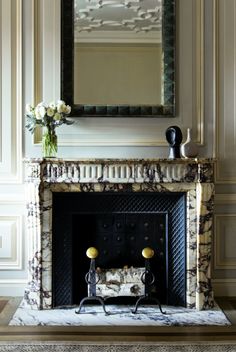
<box><xmin>52</xmin><ymin>192</ymin><xmax>186</xmax><ymax>308</ymax></box>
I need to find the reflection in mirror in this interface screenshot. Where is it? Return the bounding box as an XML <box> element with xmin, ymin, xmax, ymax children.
<box><xmin>74</xmin><ymin>0</ymin><xmax>162</xmax><ymax>105</ymax></box>
<box><xmin>61</xmin><ymin>0</ymin><xmax>175</xmax><ymax>117</ymax></box>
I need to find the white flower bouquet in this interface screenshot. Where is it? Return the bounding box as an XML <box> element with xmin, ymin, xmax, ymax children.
<box><xmin>25</xmin><ymin>100</ymin><xmax>73</xmax><ymax>133</ymax></box>
<box><xmin>25</xmin><ymin>100</ymin><xmax>74</xmax><ymax>157</ymax></box>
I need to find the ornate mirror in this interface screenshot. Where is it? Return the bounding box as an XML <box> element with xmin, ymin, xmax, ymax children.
<box><xmin>61</xmin><ymin>0</ymin><xmax>175</xmax><ymax>117</ymax></box>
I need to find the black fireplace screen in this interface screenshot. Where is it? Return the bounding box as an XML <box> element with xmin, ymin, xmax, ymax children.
<box><xmin>52</xmin><ymin>192</ymin><xmax>186</xmax><ymax>307</ymax></box>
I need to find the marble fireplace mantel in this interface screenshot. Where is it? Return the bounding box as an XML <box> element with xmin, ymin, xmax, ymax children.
<box><xmin>24</xmin><ymin>158</ymin><xmax>215</xmax><ymax>310</ymax></box>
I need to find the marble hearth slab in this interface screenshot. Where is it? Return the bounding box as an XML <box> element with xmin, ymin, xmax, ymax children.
<box><xmin>9</xmin><ymin>304</ymin><xmax>230</xmax><ymax>326</ymax></box>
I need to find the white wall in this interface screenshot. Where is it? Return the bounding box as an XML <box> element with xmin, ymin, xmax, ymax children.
<box><xmin>0</xmin><ymin>0</ymin><xmax>235</xmax><ymax>296</ymax></box>
<box><xmin>0</xmin><ymin>0</ymin><xmax>27</xmax><ymax>295</ymax></box>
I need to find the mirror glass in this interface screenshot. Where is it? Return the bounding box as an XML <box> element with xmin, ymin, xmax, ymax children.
<box><xmin>61</xmin><ymin>0</ymin><xmax>175</xmax><ymax>117</ymax></box>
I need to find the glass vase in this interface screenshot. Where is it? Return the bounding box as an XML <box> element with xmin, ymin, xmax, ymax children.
<box><xmin>42</xmin><ymin>127</ymin><xmax>58</xmax><ymax>158</ymax></box>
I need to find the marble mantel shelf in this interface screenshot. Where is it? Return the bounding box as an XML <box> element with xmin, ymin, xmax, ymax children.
<box><xmin>24</xmin><ymin>158</ymin><xmax>215</xmax><ymax>311</ymax></box>
<box><xmin>25</xmin><ymin>158</ymin><xmax>214</xmax><ymax>163</ymax></box>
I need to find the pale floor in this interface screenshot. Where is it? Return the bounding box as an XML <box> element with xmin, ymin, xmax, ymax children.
<box><xmin>1</xmin><ymin>297</ymin><xmax>236</xmax><ymax>342</ymax></box>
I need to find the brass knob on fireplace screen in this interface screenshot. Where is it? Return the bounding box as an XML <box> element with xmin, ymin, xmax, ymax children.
<box><xmin>142</xmin><ymin>247</ymin><xmax>154</xmax><ymax>259</ymax></box>
<box><xmin>86</xmin><ymin>247</ymin><xmax>99</xmax><ymax>259</ymax></box>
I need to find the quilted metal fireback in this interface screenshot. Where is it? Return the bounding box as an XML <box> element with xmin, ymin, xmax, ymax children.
<box><xmin>52</xmin><ymin>192</ymin><xmax>186</xmax><ymax>307</ymax></box>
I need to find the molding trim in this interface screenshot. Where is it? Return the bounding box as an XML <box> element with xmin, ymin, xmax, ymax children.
<box><xmin>75</xmin><ymin>31</ymin><xmax>162</xmax><ymax>44</ymax></box>
<box><xmin>195</xmin><ymin>0</ymin><xmax>204</xmax><ymax>145</ymax></box>
<box><xmin>32</xmin><ymin>0</ymin><xmax>204</xmax><ymax>147</ymax></box>
<box><xmin>0</xmin><ymin>279</ymin><xmax>27</xmax><ymax>285</ymax></box>
<box><xmin>214</xmin><ymin>214</ymin><xmax>236</xmax><ymax>270</ymax></box>
<box><xmin>215</xmin><ymin>194</ymin><xmax>236</xmax><ymax>204</ymax></box>
<box><xmin>33</xmin><ymin>0</ymin><xmax>41</xmax><ymax>110</ymax></box>
<box><xmin>213</xmin><ymin>0</ymin><xmax>217</xmax><ymax>158</ymax></box>
<box><xmin>212</xmin><ymin>279</ymin><xmax>236</xmax><ymax>297</ymax></box>
<box><xmin>74</xmin><ymin>1</ymin><xmax>162</xmax><ymax>38</ymax></box>
<box><xmin>33</xmin><ymin>0</ymin><xmax>43</xmax><ymax>146</ymax></box>
<box><xmin>0</xmin><ymin>0</ymin><xmax>22</xmax><ymax>184</ymax></box>
<box><xmin>0</xmin><ymin>216</ymin><xmax>23</xmax><ymax>270</ymax></box>
<box><xmin>0</xmin><ymin>279</ymin><xmax>27</xmax><ymax>296</ymax></box>
<box><xmin>0</xmin><ymin>199</ymin><xmax>25</xmax><ymax>206</ymax></box>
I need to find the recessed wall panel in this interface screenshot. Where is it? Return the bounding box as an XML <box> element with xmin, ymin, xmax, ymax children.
<box><xmin>0</xmin><ymin>216</ymin><xmax>22</xmax><ymax>270</ymax></box>
<box><xmin>0</xmin><ymin>0</ymin><xmax>22</xmax><ymax>183</ymax></box>
<box><xmin>216</xmin><ymin>0</ymin><xmax>236</xmax><ymax>183</ymax></box>
<box><xmin>215</xmin><ymin>215</ymin><xmax>236</xmax><ymax>269</ymax></box>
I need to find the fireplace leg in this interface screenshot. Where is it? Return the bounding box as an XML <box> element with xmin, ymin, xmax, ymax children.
<box><xmin>132</xmin><ymin>295</ymin><xmax>166</xmax><ymax>314</ymax></box>
<box><xmin>75</xmin><ymin>296</ymin><xmax>109</xmax><ymax>315</ymax></box>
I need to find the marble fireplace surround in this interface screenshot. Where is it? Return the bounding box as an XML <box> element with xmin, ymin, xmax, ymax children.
<box><xmin>24</xmin><ymin>158</ymin><xmax>215</xmax><ymax>311</ymax></box>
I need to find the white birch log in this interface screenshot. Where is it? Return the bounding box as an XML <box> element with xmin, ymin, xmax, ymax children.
<box><xmin>93</xmin><ymin>267</ymin><xmax>145</xmax><ymax>297</ymax></box>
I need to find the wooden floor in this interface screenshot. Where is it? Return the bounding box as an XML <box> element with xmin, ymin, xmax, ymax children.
<box><xmin>0</xmin><ymin>297</ymin><xmax>236</xmax><ymax>343</ymax></box>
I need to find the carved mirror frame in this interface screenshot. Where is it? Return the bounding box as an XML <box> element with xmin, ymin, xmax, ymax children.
<box><xmin>61</xmin><ymin>0</ymin><xmax>175</xmax><ymax>117</ymax></box>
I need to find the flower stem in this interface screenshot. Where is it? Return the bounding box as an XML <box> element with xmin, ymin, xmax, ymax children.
<box><xmin>42</xmin><ymin>127</ymin><xmax>58</xmax><ymax>158</ymax></box>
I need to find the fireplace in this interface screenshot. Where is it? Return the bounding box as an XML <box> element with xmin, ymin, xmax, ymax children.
<box><xmin>52</xmin><ymin>192</ymin><xmax>186</xmax><ymax>307</ymax></box>
<box><xmin>24</xmin><ymin>158</ymin><xmax>215</xmax><ymax>310</ymax></box>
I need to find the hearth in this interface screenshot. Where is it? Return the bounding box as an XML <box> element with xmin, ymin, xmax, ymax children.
<box><xmin>24</xmin><ymin>158</ymin><xmax>215</xmax><ymax>310</ymax></box>
<box><xmin>52</xmin><ymin>192</ymin><xmax>186</xmax><ymax>307</ymax></box>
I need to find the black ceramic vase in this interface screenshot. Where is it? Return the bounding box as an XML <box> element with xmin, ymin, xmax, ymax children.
<box><xmin>165</xmin><ymin>126</ymin><xmax>183</xmax><ymax>159</ymax></box>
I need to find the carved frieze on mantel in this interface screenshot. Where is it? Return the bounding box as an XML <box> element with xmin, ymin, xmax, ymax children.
<box><xmin>23</xmin><ymin>158</ymin><xmax>215</xmax><ymax>311</ymax></box>
<box><xmin>24</xmin><ymin>158</ymin><xmax>215</xmax><ymax>184</ymax></box>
